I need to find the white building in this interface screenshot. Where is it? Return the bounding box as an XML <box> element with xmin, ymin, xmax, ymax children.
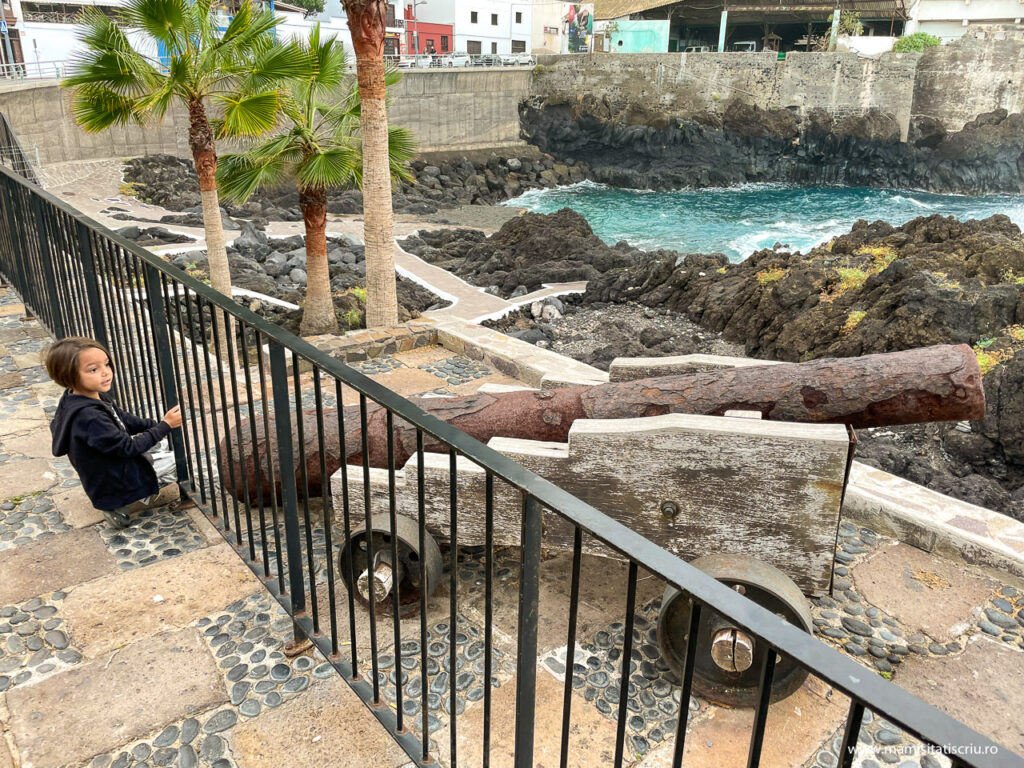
<box><xmin>413</xmin><ymin>0</ymin><xmax>531</xmax><ymax>54</ymax></box>
<box><xmin>5</xmin><ymin>0</ymin><xmax>355</xmax><ymax>77</ymax></box>
<box><xmin>905</xmin><ymin>0</ymin><xmax>1024</xmax><ymax>40</ymax></box>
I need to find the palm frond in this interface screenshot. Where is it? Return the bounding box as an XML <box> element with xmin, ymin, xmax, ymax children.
<box><xmin>296</xmin><ymin>146</ymin><xmax>360</xmax><ymax>191</ymax></box>
<box><xmin>216</xmin><ymin>151</ymin><xmax>288</xmax><ymax>203</ymax></box>
<box><xmin>309</xmin><ymin>28</ymin><xmax>347</xmax><ymax>92</ymax></box>
<box><xmin>69</xmin><ymin>85</ymin><xmax>144</xmax><ymax>132</ymax></box>
<box><xmin>240</xmin><ymin>40</ymin><xmax>309</xmax><ymax>93</ymax></box>
<box><xmin>214</xmin><ymin>91</ymin><xmax>281</xmax><ymax>137</ymax></box>
<box><xmin>119</xmin><ymin>0</ymin><xmax>188</xmax><ymax>53</ymax></box>
<box><xmin>248</xmin><ymin>131</ymin><xmax>305</xmax><ymax>163</ymax></box>
<box><xmin>387</xmin><ymin>125</ymin><xmax>417</xmax><ymax>183</ymax></box>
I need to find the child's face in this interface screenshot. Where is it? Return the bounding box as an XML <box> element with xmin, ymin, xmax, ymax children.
<box><xmin>74</xmin><ymin>347</ymin><xmax>113</xmax><ymax>398</ymax></box>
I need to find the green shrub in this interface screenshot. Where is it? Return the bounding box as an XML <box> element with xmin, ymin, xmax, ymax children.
<box><xmin>893</xmin><ymin>32</ymin><xmax>941</xmax><ymax>53</ymax></box>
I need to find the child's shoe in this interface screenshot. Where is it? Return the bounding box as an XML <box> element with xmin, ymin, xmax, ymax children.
<box><xmin>102</xmin><ymin>509</ymin><xmax>131</xmax><ymax>529</ymax></box>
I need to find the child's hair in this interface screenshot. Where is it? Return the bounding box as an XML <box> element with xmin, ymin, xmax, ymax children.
<box><xmin>44</xmin><ymin>337</ymin><xmax>111</xmax><ymax>391</ymax></box>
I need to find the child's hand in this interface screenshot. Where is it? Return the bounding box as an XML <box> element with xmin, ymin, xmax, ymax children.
<box><xmin>162</xmin><ymin>406</ymin><xmax>182</xmax><ymax>429</ymax></box>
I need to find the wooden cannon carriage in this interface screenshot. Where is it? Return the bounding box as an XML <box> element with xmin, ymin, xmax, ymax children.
<box><xmin>331</xmin><ymin>403</ymin><xmax>857</xmax><ymax>707</ymax></box>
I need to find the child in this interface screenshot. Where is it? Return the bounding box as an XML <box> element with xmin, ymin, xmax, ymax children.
<box><xmin>45</xmin><ymin>337</ymin><xmax>183</xmax><ymax>529</ymax></box>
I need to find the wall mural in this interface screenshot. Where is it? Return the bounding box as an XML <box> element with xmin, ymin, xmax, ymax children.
<box><xmin>562</xmin><ymin>3</ymin><xmax>594</xmax><ymax>53</ymax></box>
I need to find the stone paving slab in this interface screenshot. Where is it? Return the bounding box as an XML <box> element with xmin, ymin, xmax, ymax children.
<box><xmin>434</xmin><ymin>670</ymin><xmax>620</xmax><ymax>768</ymax></box>
<box><xmin>0</xmin><ymin>458</ymin><xmax>58</xmax><ymax>502</ymax></box>
<box><xmin>61</xmin><ymin>543</ymin><xmax>263</xmax><ymax>659</ymax></box>
<box><xmin>640</xmin><ymin>681</ymin><xmax>848</xmax><ymax>768</ymax></box>
<box><xmin>897</xmin><ymin>636</ymin><xmax>1024</xmax><ymax>755</ymax></box>
<box><xmin>2</xmin><ymin>428</ymin><xmax>53</xmax><ymax>460</ymax></box>
<box><xmin>228</xmin><ymin>675</ymin><xmax>410</xmax><ymax>768</ymax></box>
<box><xmin>0</xmin><ymin>527</ymin><xmax>117</xmax><ymax>605</ymax></box>
<box><xmin>5</xmin><ymin>627</ymin><xmax>228</xmax><ymax>768</ymax></box>
<box><xmin>853</xmin><ymin>543</ymin><xmax>999</xmax><ymax>643</ymax></box>
<box><xmin>49</xmin><ymin>486</ymin><xmax>104</xmax><ymax>528</ymax></box>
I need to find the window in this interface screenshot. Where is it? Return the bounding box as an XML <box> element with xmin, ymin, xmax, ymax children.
<box><xmin>515</xmin><ymin>11</ymin><xmax>522</xmax><ymax>23</ymax></box>
<box><xmin>491</xmin><ymin>41</ymin><xmax>498</xmax><ymax>53</ymax></box>
<box><xmin>441</xmin><ymin>35</ymin><xmax>449</xmax><ymax>51</ymax></box>
<box><xmin>426</xmin><ymin>38</ymin><xmax>435</xmax><ymax>50</ymax></box>
<box><xmin>491</xmin><ymin>13</ymin><xmax>498</xmax><ymax>24</ymax></box>
<box><xmin>511</xmin><ymin>39</ymin><xmax>526</xmax><ymax>52</ymax></box>
<box><xmin>467</xmin><ymin>39</ymin><xmax>481</xmax><ymax>53</ymax></box>
<box><xmin>470</xmin><ymin>10</ymin><xmax>477</xmax><ymax>22</ymax></box>
<box><xmin>386</xmin><ymin>3</ymin><xmax>396</xmax><ymax>26</ymax></box>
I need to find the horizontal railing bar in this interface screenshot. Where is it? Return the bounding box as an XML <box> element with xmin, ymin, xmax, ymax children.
<box><xmin>1</xmin><ymin>164</ymin><xmax>1019</xmax><ymax>768</ymax></box>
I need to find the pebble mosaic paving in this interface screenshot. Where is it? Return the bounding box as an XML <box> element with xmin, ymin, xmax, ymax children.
<box><xmin>540</xmin><ymin>600</ymin><xmax>701</xmax><ymax>760</ymax></box>
<box><xmin>197</xmin><ymin>592</ymin><xmax>323</xmax><ymax>721</ymax></box>
<box><xmin>0</xmin><ymin>493</ymin><xmax>70</xmax><ymax>551</ymax></box>
<box><xmin>0</xmin><ymin>591</ymin><xmax>83</xmax><ymax>693</ymax></box>
<box><xmin>351</xmin><ymin>354</ymin><xmax>403</xmax><ymax>375</ymax></box>
<box><xmin>417</xmin><ymin>356</ymin><xmax>493</xmax><ymax>385</ymax></box>
<box><xmin>98</xmin><ymin>505</ymin><xmax>207</xmax><ymax>570</ymax></box>
<box><xmin>85</xmin><ymin>708</ymin><xmax>243</xmax><ymax>768</ymax></box>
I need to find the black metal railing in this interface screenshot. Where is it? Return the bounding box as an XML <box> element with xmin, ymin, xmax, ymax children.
<box><xmin>0</xmin><ymin>160</ymin><xmax>1019</xmax><ymax>768</ymax></box>
<box><xmin>0</xmin><ymin>113</ymin><xmax>40</xmax><ymax>185</ymax></box>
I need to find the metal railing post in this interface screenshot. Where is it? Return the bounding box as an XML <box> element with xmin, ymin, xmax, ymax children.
<box><xmin>29</xmin><ymin>192</ymin><xmax>64</xmax><ymax>337</ymax></box>
<box><xmin>269</xmin><ymin>340</ymin><xmax>307</xmax><ymax>615</ymax></box>
<box><xmin>75</xmin><ymin>219</ymin><xmax>108</xmax><ymax>346</ymax></box>
<box><xmin>513</xmin><ymin>494</ymin><xmax>542</xmax><ymax>768</ymax></box>
<box><xmin>142</xmin><ymin>261</ymin><xmax>190</xmax><ymax>488</ymax></box>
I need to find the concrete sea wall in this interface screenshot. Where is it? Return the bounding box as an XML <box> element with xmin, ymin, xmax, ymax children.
<box><xmin>0</xmin><ymin>68</ymin><xmax>533</xmax><ymax>168</ymax></box>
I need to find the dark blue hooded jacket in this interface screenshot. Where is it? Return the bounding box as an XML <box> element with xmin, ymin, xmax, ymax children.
<box><xmin>50</xmin><ymin>391</ymin><xmax>171</xmax><ymax>511</ymax></box>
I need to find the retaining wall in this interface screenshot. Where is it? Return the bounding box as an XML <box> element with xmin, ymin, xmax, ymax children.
<box><xmin>0</xmin><ymin>67</ymin><xmax>533</xmax><ymax>167</ymax></box>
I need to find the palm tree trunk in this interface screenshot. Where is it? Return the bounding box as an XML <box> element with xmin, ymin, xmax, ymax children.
<box><xmin>345</xmin><ymin>0</ymin><xmax>399</xmax><ymax>329</ymax></box>
<box><xmin>299</xmin><ymin>187</ymin><xmax>338</xmax><ymax>336</ymax></box>
<box><xmin>187</xmin><ymin>99</ymin><xmax>234</xmax><ymax>362</ymax></box>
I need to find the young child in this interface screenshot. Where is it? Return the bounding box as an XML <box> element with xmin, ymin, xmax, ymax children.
<box><xmin>45</xmin><ymin>337</ymin><xmax>183</xmax><ymax>529</ymax></box>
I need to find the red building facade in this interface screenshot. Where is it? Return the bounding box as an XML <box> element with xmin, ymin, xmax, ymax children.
<box><xmin>403</xmin><ymin>6</ymin><xmax>453</xmax><ymax>54</ymax></box>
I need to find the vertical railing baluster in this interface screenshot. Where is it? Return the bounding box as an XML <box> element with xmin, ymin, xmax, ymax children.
<box><xmin>336</xmin><ymin>379</ymin><xmax>358</xmax><ymax>674</ymax></box>
<box><xmin>360</xmin><ymin>394</ymin><xmax>381</xmax><ymax>703</ymax></box>
<box><xmin>313</xmin><ymin>369</ymin><xmax>339</xmax><ymax>654</ymax></box>
<box><xmin>143</xmin><ymin>262</ymin><xmax>188</xmax><ymax>486</ymax></box>
<box><xmin>745</xmin><ymin>646</ymin><xmax>777</xmax><ymax>768</ymax></box>
<box><xmin>225</xmin><ymin>322</ymin><xmax>256</xmax><ymax>557</ymax></box>
<box><xmin>159</xmin><ymin>274</ymin><xmax>196</xmax><ymax>494</ymax></box>
<box><xmin>838</xmin><ymin>701</ymin><xmax>865</xmax><ymax>768</ymax></box>
<box><xmin>29</xmin><ymin>193</ymin><xmax>63</xmax><ymax>336</ymax></box>
<box><xmin>292</xmin><ymin>352</ymin><xmax>319</xmax><ymax>634</ymax></box>
<box><xmin>559</xmin><ymin>526</ymin><xmax>583</xmax><ymax>768</ymax></box>
<box><xmin>386</xmin><ymin>410</ymin><xmax>403</xmax><ymax>732</ymax></box>
<box><xmin>514</xmin><ymin>494</ymin><xmax>542</xmax><ymax>768</ymax></box>
<box><xmin>270</xmin><ymin>341</ymin><xmax>307</xmax><ymax>618</ymax></box>
<box><xmin>416</xmin><ymin>429</ymin><xmax>430</xmax><ymax>762</ymax></box>
<box><xmin>613</xmin><ymin>562</ymin><xmax>639</xmax><ymax>768</ymax></box>
<box><xmin>240</xmin><ymin>336</ymin><xmax>265</xmax><ymax>563</ymax></box>
<box><xmin>671</xmin><ymin>601</ymin><xmax>703</xmax><ymax>768</ymax></box>
<box><xmin>181</xmin><ymin>285</ymin><xmax>218</xmax><ymax>519</ymax></box>
<box><xmin>449</xmin><ymin>447</ymin><xmax>459</xmax><ymax>767</ymax></box>
<box><xmin>483</xmin><ymin>470</ymin><xmax>494</xmax><ymax>768</ymax></box>
<box><xmin>75</xmin><ymin>219</ymin><xmax>108</xmax><ymax>347</ymax></box>
<box><xmin>209</xmin><ymin>306</ymin><xmax>242</xmax><ymax>539</ymax></box>
<box><xmin>258</xmin><ymin>340</ymin><xmax>285</xmax><ymax>591</ymax></box>
<box><xmin>197</xmin><ymin>296</ymin><xmax>231</xmax><ymax>530</ymax></box>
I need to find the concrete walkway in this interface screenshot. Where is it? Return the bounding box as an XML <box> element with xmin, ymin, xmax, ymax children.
<box><xmin>0</xmin><ymin>289</ymin><xmax>416</xmax><ymax>768</ymax></box>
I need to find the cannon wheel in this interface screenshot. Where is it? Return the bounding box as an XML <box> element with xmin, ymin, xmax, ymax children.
<box><xmin>339</xmin><ymin>514</ymin><xmax>443</xmax><ymax>617</ymax></box>
<box><xmin>656</xmin><ymin>554</ymin><xmax>813</xmax><ymax>708</ymax></box>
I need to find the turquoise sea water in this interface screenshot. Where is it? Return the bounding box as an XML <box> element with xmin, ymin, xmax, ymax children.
<box><xmin>503</xmin><ymin>182</ymin><xmax>1024</xmax><ymax>262</ymax></box>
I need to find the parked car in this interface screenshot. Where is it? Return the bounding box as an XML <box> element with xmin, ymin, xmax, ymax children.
<box><xmin>397</xmin><ymin>54</ymin><xmax>437</xmax><ymax>68</ymax></box>
<box><xmin>475</xmin><ymin>53</ymin><xmax>502</xmax><ymax>67</ymax></box>
<box><xmin>731</xmin><ymin>41</ymin><xmax>757</xmax><ymax>52</ymax></box>
<box><xmin>443</xmin><ymin>52</ymin><xmax>472</xmax><ymax>67</ymax></box>
<box><xmin>684</xmin><ymin>45</ymin><xmax>713</xmax><ymax>52</ymax></box>
<box><xmin>500</xmin><ymin>51</ymin><xmax>535</xmax><ymax>65</ymax></box>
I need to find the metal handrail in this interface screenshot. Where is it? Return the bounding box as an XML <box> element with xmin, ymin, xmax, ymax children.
<box><xmin>0</xmin><ymin>159</ymin><xmax>1018</xmax><ymax>768</ymax></box>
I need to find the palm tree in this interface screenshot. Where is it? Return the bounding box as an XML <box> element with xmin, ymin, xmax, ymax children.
<box><xmin>341</xmin><ymin>0</ymin><xmax>401</xmax><ymax>328</ymax></box>
<box><xmin>62</xmin><ymin>0</ymin><xmax>299</xmax><ymax>312</ymax></box>
<box><xmin>217</xmin><ymin>27</ymin><xmax>416</xmax><ymax>336</ymax></box>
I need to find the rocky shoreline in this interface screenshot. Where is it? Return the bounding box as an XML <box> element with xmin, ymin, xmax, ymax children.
<box><xmin>162</xmin><ymin>222</ymin><xmax>444</xmax><ymax>334</ymax></box>
<box><xmin>123</xmin><ymin>154</ymin><xmax>591</xmax><ymax>223</ymax></box>
<box><xmin>520</xmin><ymin>100</ymin><xmax>1024</xmax><ymax>195</ymax></box>
<box><xmin>416</xmin><ymin>210</ymin><xmax>1024</xmax><ymax>522</ymax></box>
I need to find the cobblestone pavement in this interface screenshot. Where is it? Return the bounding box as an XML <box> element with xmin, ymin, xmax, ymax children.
<box><xmin>1</xmin><ymin>280</ymin><xmax>1024</xmax><ymax>768</ymax></box>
